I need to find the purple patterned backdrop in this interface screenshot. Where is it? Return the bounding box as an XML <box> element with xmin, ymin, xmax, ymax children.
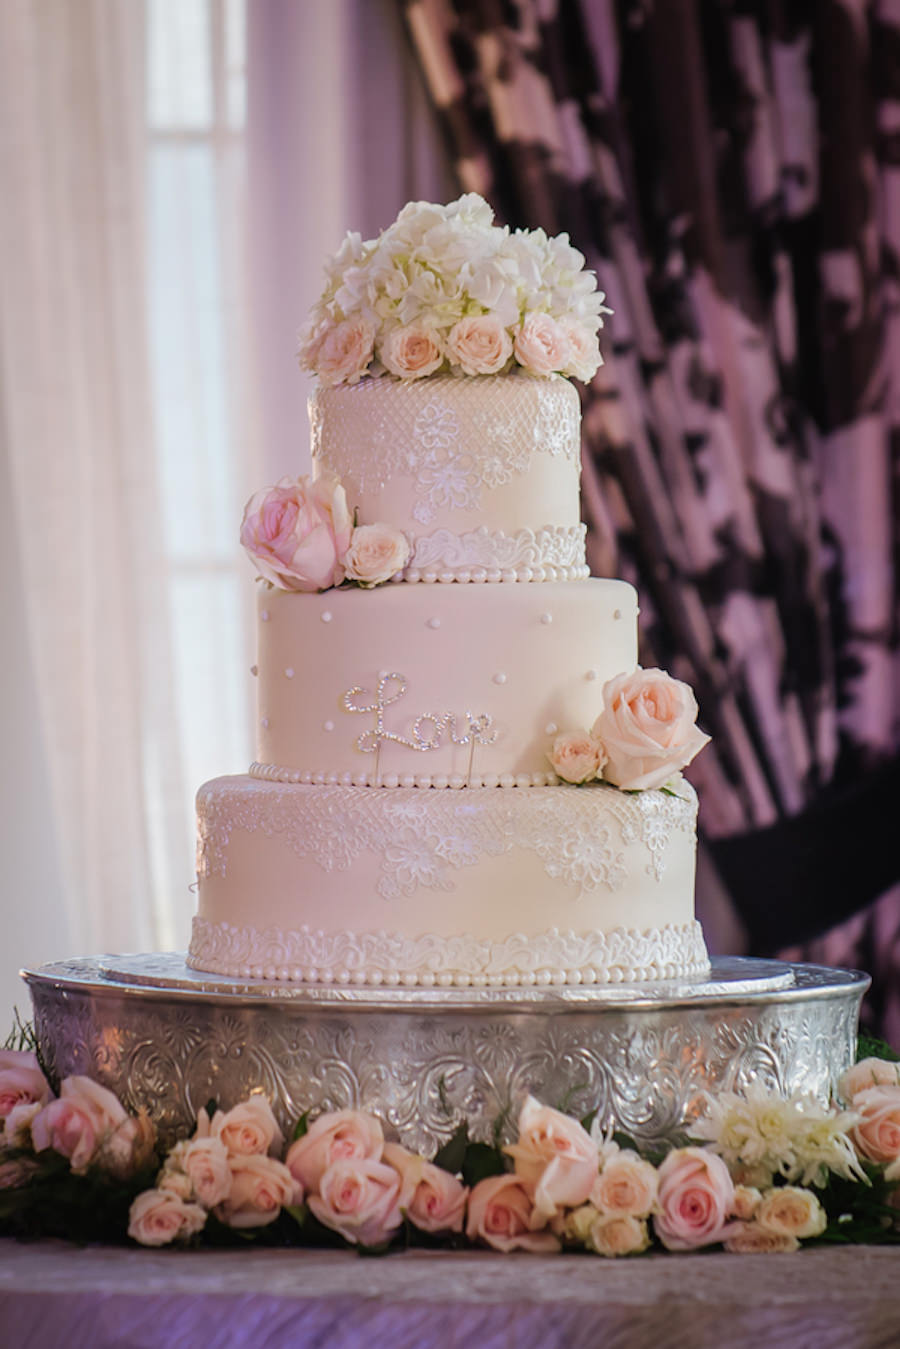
<box><xmin>402</xmin><ymin>0</ymin><xmax>900</xmax><ymax>1036</ymax></box>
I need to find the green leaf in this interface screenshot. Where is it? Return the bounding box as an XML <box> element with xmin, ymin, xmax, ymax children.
<box><xmin>856</xmin><ymin>1033</ymin><xmax>900</xmax><ymax>1064</ymax></box>
<box><xmin>462</xmin><ymin>1142</ymin><xmax>507</xmax><ymax>1188</ymax></box>
<box><xmin>292</xmin><ymin>1108</ymin><xmax>312</xmax><ymax>1141</ymax></box>
<box><xmin>283</xmin><ymin>1204</ymin><xmax>307</xmax><ymax>1228</ymax></box>
<box><xmin>432</xmin><ymin>1121</ymin><xmax>469</xmax><ymax>1175</ymax></box>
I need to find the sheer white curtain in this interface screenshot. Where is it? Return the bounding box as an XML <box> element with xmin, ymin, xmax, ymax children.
<box><xmin>0</xmin><ymin>0</ymin><xmax>452</xmax><ymax>1021</ymax></box>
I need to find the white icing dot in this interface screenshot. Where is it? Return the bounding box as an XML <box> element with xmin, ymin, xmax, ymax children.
<box><xmin>260</xmin><ymin>717</ymin><xmax>269</xmax><ymax>729</ymax></box>
<box><xmin>250</xmin><ymin>665</ymin><xmax>258</xmax><ymax>677</ymax></box>
<box><xmin>323</xmin><ymin>720</ymin><xmax>335</xmax><ymax>732</ymax></box>
<box><xmin>545</xmin><ymin>722</ymin><xmax>558</xmax><ymax>736</ymax></box>
<box><xmin>613</xmin><ymin>608</ymin><xmax>622</xmax><ymax>620</ymax></box>
<box><xmin>284</xmin><ymin>667</ymin><xmax>294</xmax><ymax>679</ymax></box>
<box><xmin>320</xmin><ymin>610</ymin><xmax>333</xmax><ymax>623</ymax></box>
<box><xmin>585</xmin><ymin>669</ymin><xmax>599</xmax><ymax>681</ymax></box>
<box><xmin>540</xmin><ymin>612</ymin><xmax>553</xmax><ymax>625</ymax></box>
<box><xmin>260</xmin><ymin>610</ymin><xmax>270</xmax><ymax>622</ymax></box>
<box><xmin>426</xmin><ymin>617</ymin><xmax>441</xmax><ymax>630</ymax></box>
<box><xmin>492</xmin><ymin>672</ymin><xmax>507</xmax><ymax>685</ymax></box>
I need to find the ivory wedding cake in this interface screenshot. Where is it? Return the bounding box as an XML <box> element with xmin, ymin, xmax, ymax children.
<box><xmin>187</xmin><ymin>196</ymin><xmax>711</xmax><ymax>989</ymax></box>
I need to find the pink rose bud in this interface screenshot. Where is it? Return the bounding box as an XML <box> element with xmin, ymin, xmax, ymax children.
<box><xmin>379</xmin><ymin>323</ymin><xmax>444</xmax><ymax>380</ymax></box>
<box><xmin>285</xmin><ymin>1108</ymin><xmax>384</xmax><ymax>1195</ymax></box>
<box><xmin>343</xmin><ymin>523</ymin><xmax>410</xmax><ymax>587</ymax></box>
<box><xmin>546</xmin><ymin>730</ymin><xmax>606</xmax><ymax>785</ymax></box>
<box><xmin>312</xmin><ymin>315</ymin><xmax>377</xmax><ymax>386</ymax></box>
<box><xmin>513</xmin><ymin>313</ymin><xmax>572</xmax><ymax>376</ymax></box>
<box><xmin>128</xmin><ymin>1189</ymin><xmax>207</xmax><ymax>1246</ymax></box>
<box><xmin>0</xmin><ymin>1050</ymin><xmax>52</xmax><ymax>1121</ymax></box>
<box><xmin>446</xmin><ymin>314</ymin><xmax>513</xmax><ymax>376</ymax></box>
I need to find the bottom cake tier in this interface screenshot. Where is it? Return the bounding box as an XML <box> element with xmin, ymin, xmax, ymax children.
<box><xmin>189</xmin><ymin>777</ymin><xmax>708</xmax><ymax>987</ymax></box>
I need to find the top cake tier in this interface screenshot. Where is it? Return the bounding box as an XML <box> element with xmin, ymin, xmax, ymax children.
<box><xmin>310</xmin><ymin>372</ymin><xmax>587</xmax><ymax>583</ymax></box>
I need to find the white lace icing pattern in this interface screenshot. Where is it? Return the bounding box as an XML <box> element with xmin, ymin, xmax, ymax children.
<box><xmin>403</xmin><ymin>524</ymin><xmax>588</xmax><ymax>582</ymax></box>
<box><xmin>188</xmin><ymin>917</ymin><xmax>709</xmax><ymax>987</ymax></box>
<box><xmin>197</xmin><ymin>780</ymin><xmax>696</xmax><ymax>897</ymax></box>
<box><xmin>310</xmin><ymin>375</ymin><xmax>580</xmax><ymax>523</ymax></box>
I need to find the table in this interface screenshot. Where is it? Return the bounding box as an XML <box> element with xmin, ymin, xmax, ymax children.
<box><xmin>2</xmin><ymin>1239</ymin><xmax>900</xmax><ymax>1348</ymax></box>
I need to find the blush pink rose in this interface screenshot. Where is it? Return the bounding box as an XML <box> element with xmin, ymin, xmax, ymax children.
<box><xmin>849</xmin><ymin>1084</ymin><xmax>900</xmax><ymax>1165</ymax></box>
<box><xmin>343</xmin><ymin>523</ymin><xmax>410</xmax><ymax>587</ymax></box>
<box><xmin>513</xmin><ymin>313</ymin><xmax>572</xmax><ymax>375</ymax></box>
<box><xmin>309</xmin><ymin>1157</ymin><xmax>405</xmax><ymax>1247</ymax></box>
<box><xmin>755</xmin><ymin>1185</ymin><xmax>826</xmax><ymax>1240</ymax></box>
<box><xmin>314</xmin><ymin>315</ymin><xmax>377</xmax><ymax>386</ymax></box>
<box><xmin>0</xmin><ymin>1051</ymin><xmax>52</xmax><ymax>1121</ymax></box>
<box><xmin>240</xmin><ymin>473</ymin><xmax>353</xmax><ymax>592</ymax></box>
<box><xmin>128</xmin><ymin>1188</ymin><xmax>207</xmax><ymax>1246</ymax></box>
<box><xmin>840</xmin><ymin>1057</ymin><xmax>900</xmax><ymax>1103</ymax></box>
<box><xmin>285</xmin><ymin>1108</ymin><xmax>384</xmax><ymax>1194</ymax></box>
<box><xmin>589</xmin><ymin>1212</ymin><xmax>650</xmax><ymax>1257</ymax></box>
<box><xmin>382</xmin><ymin>1142</ymin><xmax>468</xmax><ymax>1234</ymax></box>
<box><xmin>653</xmin><ymin>1147</ymin><xmax>737</xmax><ymax>1251</ymax></box>
<box><xmin>216</xmin><ymin>1154</ymin><xmax>300</xmax><ymax>1229</ymax></box>
<box><xmin>164</xmin><ymin>1136</ymin><xmax>232</xmax><ymax>1208</ymax></box>
<box><xmin>592</xmin><ymin>668</ymin><xmax>711</xmax><ymax>791</ymax></box>
<box><xmin>210</xmin><ymin>1095</ymin><xmax>283</xmax><ymax>1158</ymax></box>
<box><xmin>590</xmin><ymin>1150</ymin><xmax>658</xmax><ymax>1219</ymax></box>
<box><xmin>505</xmin><ymin>1096</ymin><xmax>599</xmax><ymax>1223</ymax></box>
<box><xmin>559</xmin><ymin>318</ymin><xmax>603</xmax><ymax>383</ymax></box>
<box><xmin>466</xmin><ymin>1173</ymin><xmax>560</xmax><ymax>1253</ymax></box>
<box><xmin>31</xmin><ymin>1075</ymin><xmax>131</xmax><ymax>1174</ymax></box>
<box><xmin>379</xmin><ymin>323</ymin><xmax>444</xmax><ymax>379</ymax></box>
<box><xmin>547</xmin><ymin>730</ymin><xmax>606</xmax><ymax>785</ymax></box>
<box><xmin>446</xmin><ymin>314</ymin><xmax>513</xmax><ymax>375</ymax></box>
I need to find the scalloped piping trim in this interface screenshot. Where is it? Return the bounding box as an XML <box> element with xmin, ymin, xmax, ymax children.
<box><xmin>187</xmin><ymin>918</ymin><xmax>710</xmax><ymax>988</ymax></box>
<box><xmin>249</xmin><ymin>764</ymin><xmax>561</xmax><ymax>788</ymax></box>
<box><xmin>401</xmin><ymin>524</ymin><xmax>588</xmax><ymax>584</ymax></box>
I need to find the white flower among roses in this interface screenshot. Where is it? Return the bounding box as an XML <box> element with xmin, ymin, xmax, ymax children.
<box><xmin>297</xmin><ymin>194</ymin><xmax>612</xmax><ymax>386</ymax></box>
<box><xmin>241</xmin><ymin>475</ymin><xmax>410</xmax><ymax>592</ymax></box>
<box><xmin>547</xmin><ymin>667</ymin><xmax>711</xmax><ymax>791</ymax></box>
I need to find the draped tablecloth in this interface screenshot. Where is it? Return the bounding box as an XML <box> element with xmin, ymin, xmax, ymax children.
<box><xmin>2</xmin><ymin>1239</ymin><xmax>900</xmax><ymax>1348</ymax></box>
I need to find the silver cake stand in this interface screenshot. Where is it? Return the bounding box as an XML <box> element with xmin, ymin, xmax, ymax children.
<box><xmin>22</xmin><ymin>955</ymin><xmax>869</xmax><ymax>1154</ymax></box>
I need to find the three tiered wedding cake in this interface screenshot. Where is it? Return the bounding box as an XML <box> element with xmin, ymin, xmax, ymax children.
<box><xmin>187</xmin><ymin>195</ymin><xmax>711</xmax><ymax>989</ymax></box>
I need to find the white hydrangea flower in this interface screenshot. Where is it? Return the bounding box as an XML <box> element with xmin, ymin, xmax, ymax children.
<box><xmin>297</xmin><ymin>194</ymin><xmax>612</xmax><ymax>384</ymax></box>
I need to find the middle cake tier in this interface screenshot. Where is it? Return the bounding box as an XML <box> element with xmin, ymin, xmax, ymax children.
<box><xmin>252</xmin><ymin>577</ymin><xmax>637</xmax><ymax>786</ymax></box>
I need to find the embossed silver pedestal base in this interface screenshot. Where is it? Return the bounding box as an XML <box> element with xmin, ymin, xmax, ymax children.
<box><xmin>23</xmin><ymin>954</ymin><xmax>869</xmax><ymax>1155</ymax></box>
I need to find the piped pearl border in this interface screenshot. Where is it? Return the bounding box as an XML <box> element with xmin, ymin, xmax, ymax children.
<box><xmin>403</xmin><ymin>563</ymin><xmax>590</xmax><ymax>584</ymax></box>
<box><xmin>250</xmin><ymin>762</ymin><xmax>560</xmax><ymax>788</ymax></box>
<box><xmin>188</xmin><ymin>918</ymin><xmax>710</xmax><ymax>988</ymax></box>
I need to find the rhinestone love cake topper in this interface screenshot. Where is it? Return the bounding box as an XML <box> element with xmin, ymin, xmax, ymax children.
<box><xmin>342</xmin><ymin>672</ymin><xmax>496</xmax><ymax>785</ymax></box>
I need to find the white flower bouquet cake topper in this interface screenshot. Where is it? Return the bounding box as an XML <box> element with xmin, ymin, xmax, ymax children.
<box><xmin>296</xmin><ymin>193</ymin><xmax>613</xmax><ymax>386</ymax></box>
